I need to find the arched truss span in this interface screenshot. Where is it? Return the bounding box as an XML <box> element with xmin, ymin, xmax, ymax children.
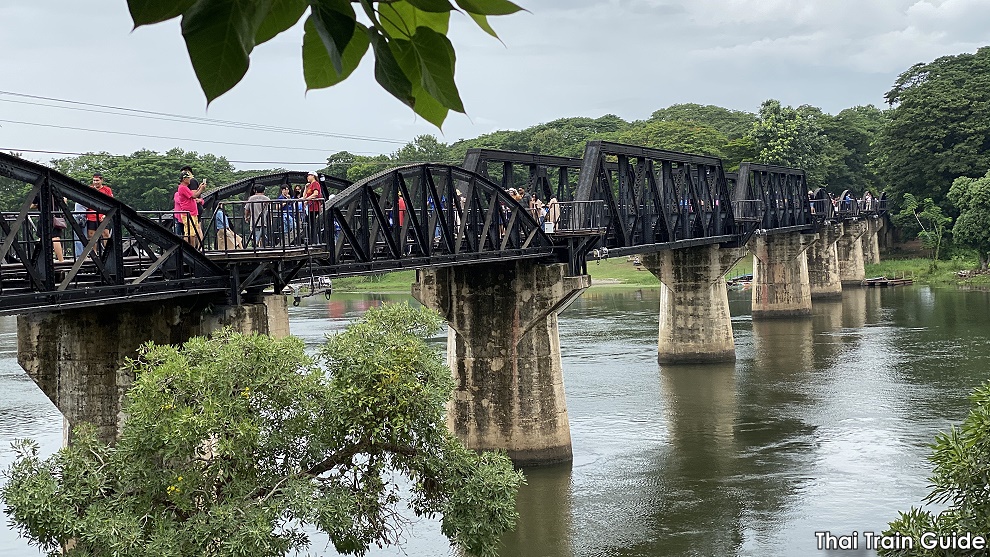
<box><xmin>315</xmin><ymin>163</ymin><xmax>555</xmax><ymax>275</ymax></box>
<box><xmin>0</xmin><ymin>153</ymin><xmax>228</xmax><ymax>315</ymax></box>
<box><xmin>201</xmin><ymin>171</ymin><xmax>352</xmax><ymax>215</ymax></box>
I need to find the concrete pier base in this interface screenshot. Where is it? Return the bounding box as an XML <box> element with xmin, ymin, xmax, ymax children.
<box><xmin>412</xmin><ymin>261</ymin><xmax>590</xmax><ymax>466</ymax></box>
<box><xmin>17</xmin><ymin>295</ymin><xmax>290</xmax><ymax>444</ymax></box>
<box><xmin>749</xmin><ymin>232</ymin><xmax>816</xmax><ymax>319</ymax></box>
<box><xmin>807</xmin><ymin>224</ymin><xmax>843</xmax><ymax>300</ymax></box>
<box><xmin>862</xmin><ymin>217</ymin><xmax>883</xmax><ymax>265</ymax></box>
<box><xmin>838</xmin><ymin>221</ymin><xmax>868</xmax><ymax>286</ymax></box>
<box><xmin>642</xmin><ymin>245</ymin><xmax>746</xmax><ymax>364</ymax></box>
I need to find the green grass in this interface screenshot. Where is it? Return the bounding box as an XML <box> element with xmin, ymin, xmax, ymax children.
<box><xmin>329</xmin><ymin>254</ymin><xmax>758</xmax><ymax>292</ymax></box>
<box><xmin>866</xmin><ymin>256</ymin><xmax>990</xmax><ymax>286</ymax></box>
<box><xmin>327</xmin><ymin>255</ymin><xmax>990</xmax><ymax>293</ymax></box>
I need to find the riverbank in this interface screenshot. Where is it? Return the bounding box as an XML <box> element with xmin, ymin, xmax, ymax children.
<box><xmin>329</xmin><ymin>255</ymin><xmax>990</xmax><ymax>293</ymax></box>
<box><xmin>330</xmin><ymin>256</ymin><xmax>756</xmax><ymax>293</ymax></box>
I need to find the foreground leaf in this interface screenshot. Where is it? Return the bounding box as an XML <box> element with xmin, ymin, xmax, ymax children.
<box><xmin>255</xmin><ymin>0</ymin><xmax>308</xmax><ymax>45</ymax></box>
<box><xmin>127</xmin><ymin>0</ymin><xmax>196</xmax><ymax>26</ymax></box>
<box><xmin>181</xmin><ymin>0</ymin><xmax>275</xmax><ymax>103</ymax></box>
<box><xmin>303</xmin><ymin>17</ymin><xmax>370</xmax><ymax>89</ymax></box>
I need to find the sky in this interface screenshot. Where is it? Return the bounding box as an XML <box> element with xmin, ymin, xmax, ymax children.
<box><xmin>2</xmin><ymin>0</ymin><xmax>990</xmax><ymax>171</ymax></box>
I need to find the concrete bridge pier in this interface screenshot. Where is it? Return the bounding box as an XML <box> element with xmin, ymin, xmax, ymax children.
<box><xmin>807</xmin><ymin>224</ymin><xmax>843</xmax><ymax>300</ymax></box>
<box><xmin>749</xmin><ymin>232</ymin><xmax>816</xmax><ymax>319</ymax></box>
<box><xmin>641</xmin><ymin>245</ymin><xmax>746</xmax><ymax>363</ymax></box>
<box><xmin>862</xmin><ymin>217</ymin><xmax>884</xmax><ymax>265</ymax></box>
<box><xmin>17</xmin><ymin>296</ymin><xmax>290</xmax><ymax>445</ymax></box>
<box><xmin>412</xmin><ymin>261</ymin><xmax>590</xmax><ymax>466</ymax></box>
<box><xmin>838</xmin><ymin>221</ymin><xmax>869</xmax><ymax>286</ymax></box>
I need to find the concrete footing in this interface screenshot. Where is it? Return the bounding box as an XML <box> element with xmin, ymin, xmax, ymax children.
<box><xmin>412</xmin><ymin>261</ymin><xmax>589</xmax><ymax>466</ymax></box>
<box><xmin>642</xmin><ymin>245</ymin><xmax>745</xmax><ymax>363</ymax></box>
<box><xmin>807</xmin><ymin>224</ymin><xmax>843</xmax><ymax>300</ymax></box>
<box><xmin>749</xmin><ymin>232</ymin><xmax>816</xmax><ymax>319</ymax></box>
<box><xmin>862</xmin><ymin>217</ymin><xmax>883</xmax><ymax>265</ymax></box>
<box><xmin>838</xmin><ymin>221</ymin><xmax>868</xmax><ymax>285</ymax></box>
<box><xmin>17</xmin><ymin>295</ymin><xmax>290</xmax><ymax>444</ymax></box>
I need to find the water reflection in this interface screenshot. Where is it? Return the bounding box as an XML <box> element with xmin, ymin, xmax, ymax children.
<box><xmin>6</xmin><ymin>287</ymin><xmax>990</xmax><ymax>557</ymax></box>
<box><xmin>500</xmin><ymin>465</ymin><xmax>573</xmax><ymax>557</ymax></box>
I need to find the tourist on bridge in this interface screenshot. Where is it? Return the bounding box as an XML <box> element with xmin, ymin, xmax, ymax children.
<box><xmin>303</xmin><ymin>171</ymin><xmax>323</xmax><ymax>243</ymax></box>
<box><xmin>245</xmin><ymin>184</ymin><xmax>271</xmax><ymax>248</ymax></box>
<box><xmin>214</xmin><ymin>201</ymin><xmax>242</xmax><ymax>250</ymax></box>
<box><xmin>174</xmin><ymin>170</ymin><xmax>206</xmax><ymax>249</ymax></box>
<box><xmin>86</xmin><ymin>173</ymin><xmax>113</xmax><ymax>250</ymax></box>
<box><xmin>277</xmin><ymin>185</ymin><xmax>296</xmax><ymax>243</ymax></box>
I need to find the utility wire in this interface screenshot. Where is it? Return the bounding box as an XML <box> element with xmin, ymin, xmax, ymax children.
<box><xmin>0</xmin><ymin>90</ymin><xmax>410</xmax><ymax>145</ymax></box>
<box><xmin>0</xmin><ymin>119</ymin><xmax>365</xmax><ymax>153</ymax></box>
<box><xmin>1</xmin><ymin>147</ymin><xmax>460</xmax><ymax>168</ymax></box>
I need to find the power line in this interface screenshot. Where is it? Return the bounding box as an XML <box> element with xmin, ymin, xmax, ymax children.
<box><xmin>0</xmin><ymin>90</ymin><xmax>410</xmax><ymax>145</ymax></box>
<box><xmin>1</xmin><ymin>147</ymin><xmax>460</xmax><ymax>168</ymax></box>
<box><xmin>0</xmin><ymin>119</ymin><xmax>364</xmax><ymax>153</ymax></box>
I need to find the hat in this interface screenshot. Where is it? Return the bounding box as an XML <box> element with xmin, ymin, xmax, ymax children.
<box><xmin>307</xmin><ymin>170</ymin><xmax>319</xmax><ymax>177</ymax></box>
<box><xmin>180</xmin><ymin>171</ymin><xmax>193</xmax><ymax>180</ymax></box>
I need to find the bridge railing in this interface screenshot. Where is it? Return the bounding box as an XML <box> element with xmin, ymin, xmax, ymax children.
<box><xmin>542</xmin><ymin>200</ymin><xmax>606</xmax><ymax>234</ymax></box>
<box><xmin>732</xmin><ymin>200</ymin><xmax>765</xmax><ymax>223</ymax></box>
<box><xmin>200</xmin><ymin>199</ymin><xmax>330</xmax><ymax>255</ymax></box>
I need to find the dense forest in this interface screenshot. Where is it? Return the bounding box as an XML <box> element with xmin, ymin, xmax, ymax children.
<box><xmin>4</xmin><ymin>47</ymin><xmax>990</xmax><ymax>242</ymax></box>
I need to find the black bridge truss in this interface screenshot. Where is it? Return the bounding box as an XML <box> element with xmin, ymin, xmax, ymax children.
<box><xmin>0</xmin><ymin>153</ymin><xmax>229</xmax><ymax>314</ymax></box>
<box><xmin>0</xmin><ymin>142</ymin><xmax>889</xmax><ymax>315</ymax></box>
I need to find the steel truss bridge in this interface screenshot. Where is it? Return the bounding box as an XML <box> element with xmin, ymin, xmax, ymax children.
<box><xmin>0</xmin><ymin>143</ymin><xmax>885</xmax><ymax>315</ymax></box>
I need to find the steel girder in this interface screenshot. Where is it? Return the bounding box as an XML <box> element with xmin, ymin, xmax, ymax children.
<box><xmin>201</xmin><ymin>170</ymin><xmax>352</xmax><ymax>216</ymax></box>
<box><xmin>733</xmin><ymin>162</ymin><xmax>812</xmax><ymax>231</ymax></box>
<box><xmin>265</xmin><ymin>163</ymin><xmax>558</xmax><ymax>281</ymax></box>
<box><xmin>574</xmin><ymin>141</ymin><xmax>736</xmax><ymax>251</ymax></box>
<box><xmin>462</xmin><ymin>149</ymin><xmax>587</xmax><ymax>201</ymax></box>
<box><xmin>0</xmin><ymin>153</ymin><xmax>229</xmax><ymax>315</ymax></box>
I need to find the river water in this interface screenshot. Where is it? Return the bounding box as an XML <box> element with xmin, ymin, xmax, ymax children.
<box><xmin>2</xmin><ymin>286</ymin><xmax>989</xmax><ymax>556</ymax></box>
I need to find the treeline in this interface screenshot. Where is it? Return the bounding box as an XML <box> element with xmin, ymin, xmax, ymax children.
<box><xmin>327</xmin><ymin>101</ymin><xmax>885</xmax><ymax>197</ymax></box>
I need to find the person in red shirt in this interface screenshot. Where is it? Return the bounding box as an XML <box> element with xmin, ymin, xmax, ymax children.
<box><xmin>303</xmin><ymin>171</ymin><xmax>324</xmax><ymax>243</ymax></box>
<box><xmin>86</xmin><ymin>173</ymin><xmax>114</xmax><ymax>246</ymax></box>
<box><xmin>174</xmin><ymin>171</ymin><xmax>206</xmax><ymax>248</ymax></box>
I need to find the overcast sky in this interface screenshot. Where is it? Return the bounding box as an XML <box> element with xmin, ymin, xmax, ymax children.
<box><xmin>2</xmin><ymin>0</ymin><xmax>989</xmax><ymax>170</ymax></box>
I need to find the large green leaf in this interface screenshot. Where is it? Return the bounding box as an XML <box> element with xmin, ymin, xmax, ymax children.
<box><xmin>391</xmin><ymin>27</ymin><xmax>464</xmax><ymax>113</ymax></box>
<box><xmin>255</xmin><ymin>0</ymin><xmax>308</xmax><ymax>45</ymax></box>
<box><xmin>453</xmin><ymin>0</ymin><xmax>522</xmax><ymax>15</ymax></box>
<box><xmin>378</xmin><ymin>1</ymin><xmax>450</xmax><ymax>38</ymax></box>
<box><xmin>404</xmin><ymin>0</ymin><xmax>455</xmax><ymax>13</ymax></box>
<box><xmin>128</xmin><ymin>0</ymin><xmax>196</xmax><ymax>26</ymax></box>
<box><xmin>303</xmin><ymin>17</ymin><xmax>370</xmax><ymax>89</ymax></box>
<box><xmin>309</xmin><ymin>0</ymin><xmax>357</xmax><ymax>75</ymax></box>
<box><xmin>180</xmin><ymin>0</ymin><xmax>275</xmax><ymax>104</ymax></box>
<box><xmin>369</xmin><ymin>30</ymin><xmax>415</xmax><ymax>108</ymax></box>
<box><xmin>410</xmin><ymin>81</ymin><xmax>449</xmax><ymax>127</ymax></box>
<box><xmin>467</xmin><ymin>12</ymin><xmax>499</xmax><ymax>38</ymax></box>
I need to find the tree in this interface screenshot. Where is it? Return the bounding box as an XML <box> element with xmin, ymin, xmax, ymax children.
<box><xmin>878</xmin><ymin>47</ymin><xmax>990</xmax><ymax>208</ymax></box>
<box><xmin>894</xmin><ymin>193</ymin><xmax>952</xmax><ymax>269</ymax></box>
<box><xmin>608</xmin><ymin>120</ymin><xmax>728</xmax><ymax>159</ymax></box>
<box><xmin>649</xmin><ymin>103</ymin><xmax>756</xmax><ymax>139</ymax></box>
<box><xmin>391</xmin><ymin>134</ymin><xmax>451</xmax><ymax>163</ymax></box>
<box><xmin>747</xmin><ymin>100</ymin><xmax>832</xmax><ymax>188</ymax></box>
<box><xmin>880</xmin><ymin>381</ymin><xmax>990</xmax><ymax>557</ymax></box>
<box><xmin>127</xmin><ymin>0</ymin><xmax>523</xmax><ymax>127</ymax></box>
<box><xmin>948</xmin><ymin>170</ymin><xmax>990</xmax><ymax>269</ymax></box>
<box><xmin>1</xmin><ymin>304</ymin><xmax>521</xmax><ymax>557</ymax></box>
<box><xmin>50</xmin><ymin>149</ymin><xmax>246</xmax><ymax>211</ymax></box>
<box><xmin>820</xmin><ymin>105</ymin><xmax>886</xmax><ymax>194</ymax></box>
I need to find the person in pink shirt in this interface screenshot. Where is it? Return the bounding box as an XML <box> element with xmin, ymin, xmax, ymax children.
<box><xmin>174</xmin><ymin>170</ymin><xmax>206</xmax><ymax>248</ymax></box>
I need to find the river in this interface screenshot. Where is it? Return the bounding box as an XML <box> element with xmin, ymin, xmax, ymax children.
<box><xmin>2</xmin><ymin>286</ymin><xmax>989</xmax><ymax>556</ymax></box>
